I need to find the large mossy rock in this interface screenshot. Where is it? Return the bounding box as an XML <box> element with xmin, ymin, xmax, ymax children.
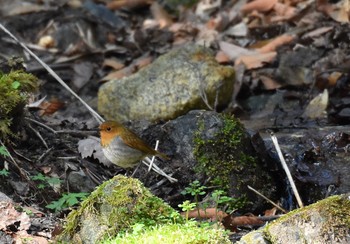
<box><xmin>57</xmin><ymin>175</ymin><xmax>182</xmax><ymax>244</ymax></box>
<box><xmin>98</xmin><ymin>44</ymin><xmax>235</xmax><ymax>122</ymax></box>
<box><xmin>154</xmin><ymin>110</ymin><xmax>279</xmax><ymax>212</ymax></box>
<box><xmin>239</xmin><ymin>194</ymin><xmax>350</xmax><ymax>243</ymax></box>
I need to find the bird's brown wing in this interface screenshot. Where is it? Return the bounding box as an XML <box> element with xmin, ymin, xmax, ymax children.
<box><xmin>121</xmin><ymin>128</ymin><xmax>169</xmax><ymax>160</ymax></box>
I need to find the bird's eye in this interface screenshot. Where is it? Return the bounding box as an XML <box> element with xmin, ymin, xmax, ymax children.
<box><xmin>106</xmin><ymin>127</ymin><xmax>111</xmax><ymax>131</ymax></box>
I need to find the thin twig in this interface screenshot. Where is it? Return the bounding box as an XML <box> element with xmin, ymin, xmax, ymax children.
<box><xmin>148</xmin><ymin>140</ymin><xmax>159</xmax><ymax>172</ymax></box>
<box><xmin>0</xmin><ymin>23</ymin><xmax>104</xmax><ymax>124</ymax></box>
<box><xmin>270</xmin><ymin>132</ymin><xmax>304</xmax><ymax>208</ymax></box>
<box><xmin>247</xmin><ymin>185</ymin><xmax>288</xmax><ymax>213</ymax></box>
<box><xmin>25</xmin><ymin>117</ymin><xmax>57</xmax><ymax>134</ymax></box>
<box><xmin>0</xmin><ymin>140</ymin><xmax>30</xmax><ymax>181</ymax></box>
<box><xmin>37</xmin><ymin>147</ymin><xmax>53</xmax><ymax>163</ymax></box>
<box><xmin>142</xmin><ymin>157</ymin><xmax>177</xmax><ymax>183</ymax></box>
<box><xmin>28</xmin><ymin>124</ymin><xmax>49</xmax><ymax>149</ymax></box>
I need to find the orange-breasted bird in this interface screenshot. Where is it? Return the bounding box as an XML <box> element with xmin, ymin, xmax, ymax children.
<box><xmin>99</xmin><ymin>121</ymin><xmax>169</xmax><ymax>168</ymax></box>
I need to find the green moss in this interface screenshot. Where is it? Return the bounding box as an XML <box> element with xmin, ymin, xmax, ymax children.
<box><xmin>102</xmin><ymin>220</ymin><xmax>231</xmax><ymax>244</ymax></box>
<box><xmin>0</xmin><ymin>69</ymin><xmax>38</xmax><ymax>139</ymax></box>
<box><xmin>58</xmin><ymin>175</ymin><xmax>183</xmax><ymax>242</ymax></box>
<box><xmin>194</xmin><ymin>114</ymin><xmax>255</xmax><ymax>190</ymax></box>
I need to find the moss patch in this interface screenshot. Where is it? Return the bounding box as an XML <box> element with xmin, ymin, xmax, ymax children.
<box><xmin>194</xmin><ymin>114</ymin><xmax>256</xmax><ymax>191</ymax></box>
<box><xmin>102</xmin><ymin>221</ymin><xmax>230</xmax><ymax>244</ymax></box>
<box><xmin>0</xmin><ymin>68</ymin><xmax>37</xmax><ymax>140</ymax></box>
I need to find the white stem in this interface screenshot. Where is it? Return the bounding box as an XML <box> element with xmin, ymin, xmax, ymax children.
<box><xmin>270</xmin><ymin>133</ymin><xmax>304</xmax><ymax>208</ymax></box>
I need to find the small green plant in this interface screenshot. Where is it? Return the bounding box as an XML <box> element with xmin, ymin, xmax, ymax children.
<box><xmin>0</xmin><ymin>146</ymin><xmax>10</xmax><ymax>177</ymax></box>
<box><xmin>211</xmin><ymin>190</ymin><xmax>234</xmax><ymax>219</ymax></box>
<box><xmin>31</xmin><ymin>173</ymin><xmax>62</xmax><ymax>189</ymax></box>
<box><xmin>178</xmin><ymin>200</ymin><xmax>196</xmax><ymax>221</ymax></box>
<box><xmin>46</xmin><ymin>192</ymin><xmax>89</xmax><ymax>212</ymax></box>
<box><xmin>0</xmin><ymin>168</ymin><xmax>9</xmax><ymax>176</ymax></box>
<box><xmin>181</xmin><ymin>180</ymin><xmax>207</xmax><ymax>217</ymax></box>
<box><xmin>0</xmin><ymin>145</ymin><xmax>10</xmax><ymax>157</ymax></box>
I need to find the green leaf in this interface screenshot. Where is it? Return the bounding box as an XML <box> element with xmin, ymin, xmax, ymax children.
<box><xmin>0</xmin><ymin>169</ymin><xmax>9</xmax><ymax>176</ymax></box>
<box><xmin>31</xmin><ymin>173</ymin><xmax>46</xmax><ymax>181</ymax></box>
<box><xmin>46</xmin><ymin>177</ymin><xmax>62</xmax><ymax>186</ymax></box>
<box><xmin>11</xmin><ymin>81</ymin><xmax>21</xmax><ymax>89</ymax></box>
<box><xmin>0</xmin><ymin>146</ymin><xmax>10</xmax><ymax>157</ymax></box>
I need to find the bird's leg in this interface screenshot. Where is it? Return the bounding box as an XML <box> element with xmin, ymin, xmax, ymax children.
<box><xmin>131</xmin><ymin>162</ymin><xmax>142</xmax><ymax>177</ymax></box>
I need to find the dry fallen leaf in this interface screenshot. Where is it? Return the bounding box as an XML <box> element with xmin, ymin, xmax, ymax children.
<box><xmin>38</xmin><ymin>98</ymin><xmax>65</xmax><ymax>116</ymax></box>
<box><xmin>150</xmin><ymin>2</ymin><xmax>173</xmax><ymax>28</ymax></box>
<box><xmin>78</xmin><ymin>136</ymin><xmax>113</xmax><ymax>167</ymax></box>
<box><xmin>271</xmin><ymin>2</ymin><xmax>297</xmax><ymax>22</ymax></box>
<box><xmin>103</xmin><ymin>58</ymin><xmax>125</xmax><ymax>70</ymax></box>
<box><xmin>0</xmin><ymin>202</ymin><xmax>31</xmax><ymax>231</ymax></box>
<box><xmin>182</xmin><ymin>208</ymin><xmax>228</xmax><ymax>221</ymax></box>
<box><xmin>222</xmin><ymin>215</ymin><xmax>264</xmax><ymax>231</ymax></box>
<box><xmin>256</xmin><ymin>34</ymin><xmax>295</xmax><ymax>53</ymax></box>
<box><xmin>241</xmin><ymin>0</ymin><xmax>277</xmax><ymax>14</ymax></box>
<box><xmin>235</xmin><ymin>52</ymin><xmax>277</xmax><ymax>69</ymax></box>
<box><xmin>215</xmin><ymin>51</ymin><xmax>230</xmax><ymax>64</ymax></box>
<box><xmin>100</xmin><ymin>65</ymin><xmax>136</xmax><ymax>82</ymax></box>
<box><xmin>107</xmin><ymin>0</ymin><xmax>154</xmax><ymax>10</ymax></box>
<box><xmin>219</xmin><ymin>41</ymin><xmax>256</xmax><ymax>60</ymax></box>
<box><xmin>302</xmin><ymin>89</ymin><xmax>329</xmax><ymax>119</ymax></box>
<box><xmin>260</xmin><ymin>75</ymin><xmax>281</xmax><ymax>90</ymax></box>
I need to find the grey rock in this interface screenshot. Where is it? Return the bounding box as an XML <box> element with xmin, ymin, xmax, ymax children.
<box><xmin>240</xmin><ymin>194</ymin><xmax>350</xmax><ymax>243</ymax></box>
<box><xmin>98</xmin><ymin>44</ymin><xmax>235</xmax><ymax>122</ymax></box>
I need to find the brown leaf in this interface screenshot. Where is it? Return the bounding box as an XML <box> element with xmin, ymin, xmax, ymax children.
<box><xmin>135</xmin><ymin>56</ymin><xmax>153</xmax><ymax>69</ymax></box>
<box><xmin>272</xmin><ymin>2</ymin><xmax>297</xmax><ymax>21</ymax></box>
<box><xmin>0</xmin><ymin>202</ymin><xmax>30</xmax><ymax>231</ymax></box>
<box><xmin>260</xmin><ymin>75</ymin><xmax>281</xmax><ymax>90</ymax></box>
<box><xmin>215</xmin><ymin>51</ymin><xmax>230</xmax><ymax>64</ymax></box>
<box><xmin>100</xmin><ymin>65</ymin><xmax>136</xmax><ymax>82</ymax></box>
<box><xmin>241</xmin><ymin>0</ymin><xmax>277</xmax><ymax>14</ymax></box>
<box><xmin>107</xmin><ymin>0</ymin><xmax>154</xmax><ymax>10</ymax></box>
<box><xmin>182</xmin><ymin>208</ymin><xmax>228</xmax><ymax>221</ymax></box>
<box><xmin>264</xmin><ymin>207</ymin><xmax>277</xmax><ymax>216</ymax></box>
<box><xmin>103</xmin><ymin>58</ymin><xmax>125</xmax><ymax>70</ymax></box>
<box><xmin>302</xmin><ymin>26</ymin><xmax>333</xmax><ymax>39</ymax></box>
<box><xmin>38</xmin><ymin>98</ymin><xmax>65</xmax><ymax>116</ymax></box>
<box><xmin>222</xmin><ymin>215</ymin><xmax>264</xmax><ymax>231</ymax></box>
<box><xmin>327</xmin><ymin>72</ymin><xmax>342</xmax><ymax>87</ymax></box>
<box><xmin>219</xmin><ymin>41</ymin><xmax>256</xmax><ymax>60</ymax></box>
<box><xmin>256</xmin><ymin>34</ymin><xmax>295</xmax><ymax>53</ymax></box>
<box><xmin>235</xmin><ymin>52</ymin><xmax>276</xmax><ymax>70</ymax></box>
<box><xmin>150</xmin><ymin>2</ymin><xmax>173</xmax><ymax>28</ymax></box>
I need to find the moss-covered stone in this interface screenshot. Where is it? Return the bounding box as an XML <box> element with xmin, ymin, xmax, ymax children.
<box><xmin>57</xmin><ymin>175</ymin><xmax>183</xmax><ymax>244</ymax></box>
<box><xmin>193</xmin><ymin>113</ymin><xmax>275</xmax><ymax>211</ymax></box>
<box><xmin>0</xmin><ymin>68</ymin><xmax>37</xmax><ymax>140</ymax></box>
<box><xmin>239</xmin><ymin>194</ymin><xmax>350</xmax><ymax>243</ymax></box>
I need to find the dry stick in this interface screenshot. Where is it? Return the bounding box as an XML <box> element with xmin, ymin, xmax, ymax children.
<box><xmin>28</xmin><ymin>124</ymin><xmax>49</xmax><ymax>149</ymax></box>
<box><xmin>148</xmin><ymin>140</ymin><xmax>159</xmax><ymax>172</ymax></box>
<box><xmin>247</xmin><ymin>185</ymin><xmax>288</xmax><ymax>214</ymax></box>
<box><xmin>0</xmin><ymin>140</ymin><xmax>30</xmax><ymax>181</ymax></box>
<box><xmin>25</xmin><ymin>118</ymin><xmax>57</xmax><ymax>134</ymax></box>
<box><xmin>270</xmin><ymin>132</ymin><xmax>304</xmax><ymax>208</ymax></box>
<box><xmin>143</xmin><ymin>157</ymin><xmax>177</xmax><ymax>183</ymax></box>
<box><xmin>0</xmin><ymin>23</ymin><xmax>104</xmax><ymax>124</ymax></box>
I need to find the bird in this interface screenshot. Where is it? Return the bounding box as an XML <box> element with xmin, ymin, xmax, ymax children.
<box><xmin>99</xmin><ymin>120</ymin><xmax>169</xmax><ymax>169</ymax></box>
